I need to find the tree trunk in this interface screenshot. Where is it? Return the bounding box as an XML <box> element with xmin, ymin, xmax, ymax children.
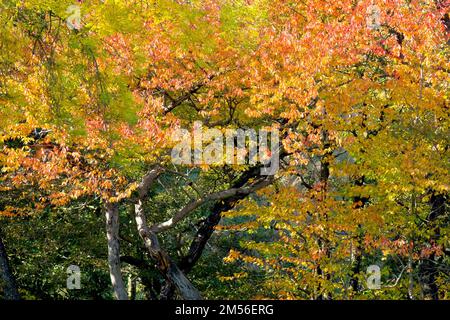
<box><xmin>128</xmin><ymin>275</ymin><xmax>136</xmax><ymax>300</ymax></box>
<box><xmin>105</xmin><ymin>202</ymin><xmax>128</xmax><ymax>300</ymax></box>
<box><xmin>350</xmin><ymin>177</ymin><xmax>369</xmax><ymax>294</ymax></box>
<box><xmin>0</xmin><ymin>230</ymin><xmax>20</xmax><ymax>300</ymax></box>
<box><xmin>316</xmin><ymin>133</ymin><xmax>332</xmax><ymax>300</ymax></box>
<box><xmin>418</xmin><ymin>193</ymin><xmax>446</xmax><ymax>300</ymax></box>
<box><xmin>161</xmin><ymin>166</ymin><xmax>267</xmax><ymax>299</ymax></box>
<box><xmin>135</xmin><ymin>199</ymin><xmax>202</xmax><ymax>300</ymax></box>
<box><xmin>350</xmin><ymin>225</ymin><xmax>363</xmax><ymax>293</ymax></box>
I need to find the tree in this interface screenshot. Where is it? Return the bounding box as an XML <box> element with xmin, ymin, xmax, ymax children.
<box><xmin>0</xmin><ymin>0</ymin><xmax>448</xmax><ymax>300</ymax></box>
<box><xmin>0</xmin><ymin>228</ymin><xmax>20</xmax><ymax>300</ymax></box>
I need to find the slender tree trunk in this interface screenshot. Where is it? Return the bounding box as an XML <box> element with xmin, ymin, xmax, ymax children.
<box><xmin>160</xmin><ymin>199</ymin><xmax>229</xmax><ymax>299</ymax></box>
<box><xmin>418</xmin><ymin>193</ymin><xmax>446</xmax><ymax>300</ymax></box>
<box><xmin>0</xmin><ymin>230</ymin><xmax>20</xmax><ymax>300</ymax></box>
<box><xmin>316</xmin><ymin>132</ymin><xmax>332</xmax><ymax>300</ymax></box>
<box><xmin>407</xmin><ymin>251</ymin><xmax>415</xmax><ymax>300</ymax></box>
<box><xmin>105</xmin><ymin>202</ymin><xmax>128</xmax><ymax>300</ymax></box>
<box><xmin>120</xmin><ymin>255</ymin><xmax>160</xmax><ymax>299</ymax></box>
<box><xmin>135</xmin><ymin>199</ymin><xmax>202</xmax><ymax>300</ymax></box>
<box><xmin>350</xmin><ymin>225</ymin><xmax>363</xmax><ymax>293</ymax></box>
<box><xmin>161</xmin><ymin>166</ymin><xmax>267</xmax><ymax>299</ymax></box>
<box><xmin>128</xmin><ymin>275</ymin><xmax>136</xmax><ymax>300</ymax></box>
<box><xmin>350</xmin><ymin>177</ymin><xmax>369</xmax><ymax>294</ymax></box>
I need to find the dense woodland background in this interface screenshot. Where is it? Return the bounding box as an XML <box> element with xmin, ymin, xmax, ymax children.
<box><xmin>0</xmin><ymin>0</ymin><xmax>449</xmax><ymax>300</ymax></box>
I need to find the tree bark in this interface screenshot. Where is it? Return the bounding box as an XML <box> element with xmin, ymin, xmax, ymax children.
<box><xmin>316</xmin><ymin>132</ymin><xmax>332</xmax><ymax>300</ymax></box>
<box><xmin>131</xmin><ymin>166</ymin><xmax>201</xmax><ymax>299</ymax></box>
<box><xmin>350</xmin><ymin>177</ymin><xmax>369</xmax><ymax>294</ymax></box>
<box><xmin>161</xmin><ymin>168</ymin><xmax>273</xmax><ymax>299</ymax></box>
<box><xmin>350</xmin><ymin>224</ymin><xmax>364</xmax><ymax>293</ymax></box>
<box><xmin>128</xmin><ymin>275</ymin><xmax>136</xmax><ymax>300</ymax></box>
<box><xmin>0</xmin><ymin>229</ymin><xmax>20</xmax><ymax>300</ymax></box>
<box><xmin>105</xmin><ymin>202</ymin><xmax>128</xmax><ymax>300</ymax></box>
<box><xmin>135</xmin><ymin>199</ymin><xmax>202</xmax><ymax>300</ymax></box>
<box><xmin>418</xmin><ymin>193</ymin><xmax>446</xmax><ymax>300</ymax></box>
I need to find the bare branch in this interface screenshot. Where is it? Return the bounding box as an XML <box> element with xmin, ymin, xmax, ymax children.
<box><xmin>135</xmin><ymin>166</ymin><xmax>165</xmax><ymax>199</ymax></box>
<box><xmin>162</xmin><ymin>74</ymin><xmax>215</xmax><ymax>114</ymax></box>
<box><xmin>150</xmin><ymin>176</ymin><xmax>274</xmax><ymax>233</ymax></box>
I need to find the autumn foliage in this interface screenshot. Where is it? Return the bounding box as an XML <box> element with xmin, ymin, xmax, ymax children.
<box><xmin>0</xmin><ymin>0</ymin><xmax>448</xmax><ymax>300</ymax></box>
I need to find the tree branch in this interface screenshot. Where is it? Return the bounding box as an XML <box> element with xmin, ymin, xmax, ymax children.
<box><xmin>135</xmin><ymin>199</ymin><xmax>202</xmax><ymax>299</ymax></box>
<box><xmin>150</xmin><ymin>176</ymin><xmax>274</xmax><ymax>233</ymax></box>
